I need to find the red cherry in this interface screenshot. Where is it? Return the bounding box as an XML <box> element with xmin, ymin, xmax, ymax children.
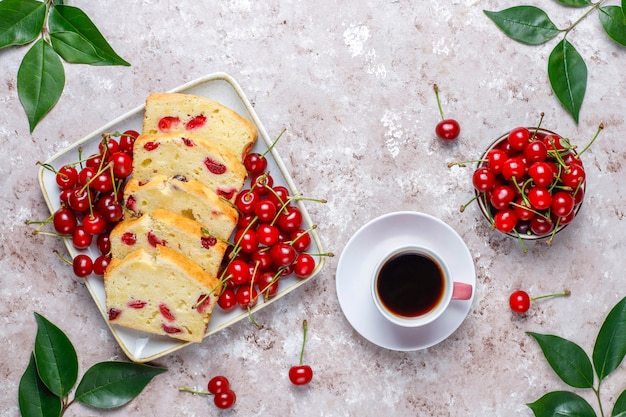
<box><xmin>72</xmin><ymin>226</ymin><xmax>93</xmax><ymax>250</ymax></box>
<box><xmin>289</xmin><ymin>365</ymin><xmax>314</xmax><ymax>386</ymax></box>
<box><xmin>214</xmin><ymin>389</ymin><xmax>236</xmax><ymax>410</ymax></box>
<box><xmin>527</xmin><ymin>187</ymin><xmax>552</xmax><ymax>211</ymax></box>
<box><xmin>523</xmin><ymin>140</ymin><xmax>548</xmax><ymax>163</ymax></box>
<box><xmin>93</xmin><ymin>255</ymin><xmax>111</xmax><ymax>276</ymax></box>
<box><xmin>270</xmin><ymin>243</ymin><xmax>297</xmax><ymax>267</ymax></box>
<box><xmin>289</xmin><ymin>320</ymin><xmax>312</xmax><ymax>385</ymax></box>
<box><xmin>528</xmin><ymin>162</ymin><xmax>554</xmax><ymax>187</ymax></box>
<box><xmin>55</xmin><ymin>165</ymin><xmax>78</xmax><ymax>189</ymax></box>
<box><xmin>244</xmin><ymin>152</ymin><xmax>268</xmax><ymax>174</ymax></box>
<box><xmin>472</xmin><ymin>166</ymin><xmax>496</xmax><ymax>193</ymax></box>
<box><xmin>529</xmin><ymin>216</ymin><xmax>554</xmax><ymax>236</ymax></box>
<box><xmin>561</xmin><ymin>164</ymin><xmax>586</xmax><ymax>189</ymax></box>
<box><xmin>489</xmin><ymin>185</ymin><xmax>515</xmax><ymax>211</ymax></box>
<box><xmin>110</xmin><ymin>151</ymin><xmax>133</xmax><ymax>179</ymax></box>
<box><xmin>486</xmin><ymin>148</ymin><xmax>507</xmax><ymax>174</ymax></box>
<box><xmin>82</xmin><ymin>212</ymin><xmax>107</xmax><ymax>235</ymax></box>
<box><xmin>510</xmin><ymin>289</ymin><xmax>571</xmax><ymax>314</ymax></box>
<box><xmin>435</xmin><ymin>119</ymin><xmax>461</xmax><ymax>141</ymax></box>
<box><xmin>551</xmin><ymin>191</ymin><xmax>575</xmax><ymax>217</ymax></box>
<box><xmin>235</xmin><ymin>285</ymin><xmax>258</xmax><ymax>308</ymax></box>
<box><xmin>501</xmin><ymin>157</ymin><xmax>527</xmax><ymax>181</ymax></box>
<box><xmin>256</xmin><ymin>271</ymin><xmax>280</xmax><ymax>298</ymax></box>
<box><xmin>73</xmin><ymin>254</ymin><xmax>93</xmax><ymax>278</ymax></box>
<box><xmin>53</xmin><ymin>207</ymin><xmax>77</xmax><ymax>235</ymax></box>
<box><xmin>119</xmin><ymin>130</ymin><xmax>139</xmax><ymax>154</ymax></box>
<box><xmin>256</xmin><ymin>224</ymin><xmax>280</xmax><ymax>247</ymax></box>
<box><xmin>494</xmin><ymin>208</ymin><xmax>518</xmax><ymax>233</ymax></box>
<box><xmin>235</xmin><ymin>189</ymin><xmax>260</xmax><ymax>214</ymax></box>
<box><xmin>276</xmin><ymin>205</ymin><xmax>303</xmax><ymax>232</ymax></box>
<box><xmin>294</xmin><ymin>253</ymin><xmax>316</xmax><ymax>279</ymax></box>
<box><xmin>207</xmin><ymin>376</ymin><xmax>230</xmax><ymax>395</ymax></box>
<box><xmin>509</xmin><ymin>290</ymin><xmax>531</xmax><ymax>313</ymax></box>
<box><xmin>217</xmin><ymin>288</ymin><xmax>237</xmax><ymax>311</ymax></box>
<box><xmin>226</xmin><ymin>260</ymin><xmax>251</xmax><ymax>286</ymax></box>
<box><xmin>507</xmin><ymin>127</ymin><xmax>530</xmax><ymax>151</ymax></box>
<box><xmin>290</xmin><ymin>229</ymin><xmax>312</xmax><ymax>252</ymax></box>
<box><xmin>254</xmin><ymin>200</ymin><xmax>277</xmax><ymax>223</ymax></box>
<box><xmin>233</xmin><ymin>229</ymin><xmax>258</xmax><ymax>254</ymax></box>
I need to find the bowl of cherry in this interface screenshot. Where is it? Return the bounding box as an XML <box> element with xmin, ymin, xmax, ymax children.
<box><xmin>472</xmin><ymin>127</ymin><xmax>586</xmax><ymax>242</ymax></box>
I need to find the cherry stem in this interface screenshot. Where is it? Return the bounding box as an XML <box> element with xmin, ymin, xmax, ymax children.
<box><xmin>447</xmin><ymin>158</ymin><xmax>486</xmax><ymax>168</ymax></box>
<box><xmin>576</xmin><ymin>122</ymin><xmax>603</xmax><ymax>158</ymax></box>
<box><xmin>531</xmin><ymin>112</ymin><xmax>545</xmax><ymax>141</ymax></box>
<box><xmin>531</xmin><ymin>290</ymin><xmax>571</xmax><ymax>301</ymax></box>
<box><xmin>179</xmin><ymin>387</ymin><xmax>211</xmax><ymax>397</ymax></box>
<box><xmin>460</xmin><ymin>195</ymin><xmax>478</xmax><ymax>213</ymax></box>
<box><xmin>298</xmin><ymin>320</ymin><xmax>308</xmax><ymax>366</ymax></box>
<box><xmin>261</xmin><ymin>128</ymin><xmax>286</xmax><ymax>158</ymax></box>
<box><xmin>512</xmin><ymin>229</ymin><xmax>528</xmax><ymax>254</ymax></box>
<box><xmin>53</xmin><ymin>250</ymin><xmax>72</xmax><ymax>266</ymax></box>
<box><xmin>433</xmin><ymin>84</ymin><xmax>446</xmax><ymax>120</ymax></box>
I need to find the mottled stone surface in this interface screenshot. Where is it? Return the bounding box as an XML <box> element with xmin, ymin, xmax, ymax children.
<box><xmin>2</xmin><ymin>1</ymin><xmax>626</xmax><ymax>416</ymax></box>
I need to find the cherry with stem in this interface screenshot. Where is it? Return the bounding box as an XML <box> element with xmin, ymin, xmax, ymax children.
<box><xmin>289</xmin><ymin>320</ymin><xmax>313</xmax><ymax>386</ymax></box>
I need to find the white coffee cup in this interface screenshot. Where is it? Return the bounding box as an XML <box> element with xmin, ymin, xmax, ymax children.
<box><xmin>371</xmin><ymin>245</ymin><xmax>473</xmax><ymax>327</ymax></box>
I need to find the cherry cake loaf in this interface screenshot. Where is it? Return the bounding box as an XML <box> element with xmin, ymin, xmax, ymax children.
<box><xmin>142</xmin><ymin>92</ymin><xmax>258</xmax><ymax>161</ymax></box>
<box><xmin>123</xmin><ymin>175</ymin><xmax>238</xmax><ymax>241</ymax></box>
<box><xmin>109</xmin><ymin>208</ymin><xmax>228</xmax><ymax>277</ymax></box>
<box><xmin>104</xmin><ymin>245</ymin><xmax>221</xmax><ymax>343</ymax></box>
<box><xmin>132</xmin><ymin>132</ymin><xmax>247</xmax><ymax>203</ymax></box>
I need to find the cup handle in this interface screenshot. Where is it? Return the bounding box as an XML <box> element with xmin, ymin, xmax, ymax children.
<box><xmin>452</xmin><ymin>282</ymin><xmax>473</xmax><ymax>300</ymax></box>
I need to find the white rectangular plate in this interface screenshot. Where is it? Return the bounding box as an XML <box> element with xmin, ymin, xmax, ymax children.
<box><xmin>38</xmin><ymin>72</ymin><xmax>325</xmax><ymax>363</ymax></box>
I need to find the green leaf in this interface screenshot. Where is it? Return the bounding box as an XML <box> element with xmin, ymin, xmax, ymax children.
<box><xmin>0</xmin><ymin>0</ymin><xmax>46</xmax><ymax>48</ymax></box>
<box><xmin>33</xmin><ymin>312</ymin><xmax>78</xmax><ymax>398</ymax></box>
<box><xmin>50</xmin><ymin>31</ymin><xmax>104</xmax><ymax>64</ymax></box>
<box><xmin>48</xmin><ymin>5</ymin><xmax>130</xmax><ymax>66</ymax></box>
<box><xmin>17</xmin><ymin>39</ymin><xmax>65</xmax><ymax>132</ymax></box>
<box><xmin>527</xmin><ymin>391</ymin><xmax>596</xmax><ymax>417</ymax></box>
<box><xmin>527</xmin><ymin>332</ymin><xmax>594</xmax><ymax>388</ymax></box>
<box><xmin>599</xmin><ymin>6</ymin><xmax>626</xmax><ymax>47</ymax></box>
<box><xmin>483</xmin><ymin>6</ymin><xmax>561</xmax><ymax>45</ymax></box>
<box><xmin>18</xmin><ymin>353</ymin><xmax>63</xmax><ymax>417</ymax></box>
<box><xmin>612</xmin><ymin>390</ymin><xmax>626</xmax><ymax>417</ymax></box>
<box><xmin>548</xmin><ymin>39</ymin><xmax>587</xmax><ymax>124</ymax></box>
<box><xmin>74</xmin><ymin>362</ymin><xmax>167</xmax><ymax>409</ymax></box>
<box><xmin>593</xmin><ymin>296</ymin><xmax>626</xmax><ymax>381</ymax></box>
<box><xmin>555</xmin><ymin>0</ymin><xmax>592</xmax><ymax>7</ymax></box>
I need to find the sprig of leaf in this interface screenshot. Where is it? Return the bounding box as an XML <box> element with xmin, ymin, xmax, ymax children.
<box><xmin>484</xmin><ymin>2</ymin><xmax>626</xmax><ymax>124</ymax></box>
<box><xmin>526</xmin><ymin>296</ymin><xmax>626</xmax><ymax>417</ymax></box>
<box><xmin>0</xmin><ymin>0</ymin><xmax>130</xmax><ymax>132</ymax></box>
<box><xmin>18</xmin><ymin>313</ymin><xmax>166</xmax><ymax>417</ymax></box>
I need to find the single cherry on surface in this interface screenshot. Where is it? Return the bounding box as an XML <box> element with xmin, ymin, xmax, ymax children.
<box><xmin>289</xmin><ymin>320</ymin><xmax>313</xmax><ymax>386</ymax></box>
<box><xmin>509</xmin><ymin>289</ymin><xmax>571</xmax><ymax>314</ymax></box>
<box><xmin>433</xmin><ymin>84</ymin><xmax>460</xmax><ymax>141</ymax></box>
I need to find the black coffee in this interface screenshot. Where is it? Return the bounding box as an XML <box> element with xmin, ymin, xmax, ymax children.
<box><xmin>376</xmin><ymin>251</ymin><xmax>445</xmax><ymax>318</ymax></box>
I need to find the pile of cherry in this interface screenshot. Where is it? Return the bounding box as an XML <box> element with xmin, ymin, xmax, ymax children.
<box><xmin>218</xmin><ymin>151</ymin><xmax>326</xmax><ymax>312</ymax></box>
<box><xmin>37</xmin><ymin>129</ymin><xmax>326</xmax><ymax>313</ymax></box>
<box><xmin>40</xmin><ymin>129</ymin><xmax>139</xmax><ymax>278</ymax></box>
<box><xmin>470</xmin><ymin>126</ymin><xmax>588</xmax><ymax>241</ymax></box>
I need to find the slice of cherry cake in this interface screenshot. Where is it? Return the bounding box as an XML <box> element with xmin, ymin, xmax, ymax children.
<box><xmin>132</xmin><ymin>132</ymin><xmax>246</xmax><ymax>203</ymax></box>
<box><xmin>142</xmin><ymin>92</ymin><xmax>258</xmax><ymax>162</ymax></box>
<box><xmin>104</xmin><ymin>246</ymin><xmax>221</xmax><ymax>343</ymax></box>
<box><xmin>110</xmin><ymin>208</ymin><xmax>228</xmax><ymax>277</ymax></box>
<box><xmin>123</xmin><ymin>175</ymin><xmax>238</xmax><ymax>241</ymax></box>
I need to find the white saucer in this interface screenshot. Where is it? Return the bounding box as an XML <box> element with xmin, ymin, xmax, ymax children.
<box><xmin>336</xmin><ymin>211</ymin><xmax>476</xmax><ymax>351</ymax></box>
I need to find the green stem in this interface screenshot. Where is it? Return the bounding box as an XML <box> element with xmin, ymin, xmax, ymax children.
<box><xmin>530</xmin><ymin>290</ymin><xmax>570</xmax><ymax>301</ymax></box>
<box><xmin>298</xmin><ymin>320</ymin><xmax>308</xmax><ymax>366</ymax></box>
<box><xmin>433</xmin><ymin>84</ymin><xmax>445</xmax><ymax>120</ymax></box>
<box><xmin>576</xmin><ymin>123</ymin><xmax>604</xmax><ymax>158</ymax></box>
<box><xmin>563</xmin><ymin>1</ymin><xmax>604</xmax><ymax>37</ymax></box>
<box><xmin>593</xmin><ymin>384</ymin><xmax>605</xmax><ymax>417</ymax></box>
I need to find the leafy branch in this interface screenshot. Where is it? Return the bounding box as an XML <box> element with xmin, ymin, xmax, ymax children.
<box><xmin>484</xmin><ymin>1</ymin><xmax>626</xmax><ymax>124</ymax></box>
<box><xmin>0</xmin><ymin>0</ymin><xmax>130</xmax><ymax>132</ymax></box>
<box><xmin>526</xmin><ymin>296</ymin><xmax>626</xmax><ymax>417</ymax></box>
<box><xmin>18</xmin><ymin>313</ymin><xmax>166</xmax><ymax>417</ymax></box>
